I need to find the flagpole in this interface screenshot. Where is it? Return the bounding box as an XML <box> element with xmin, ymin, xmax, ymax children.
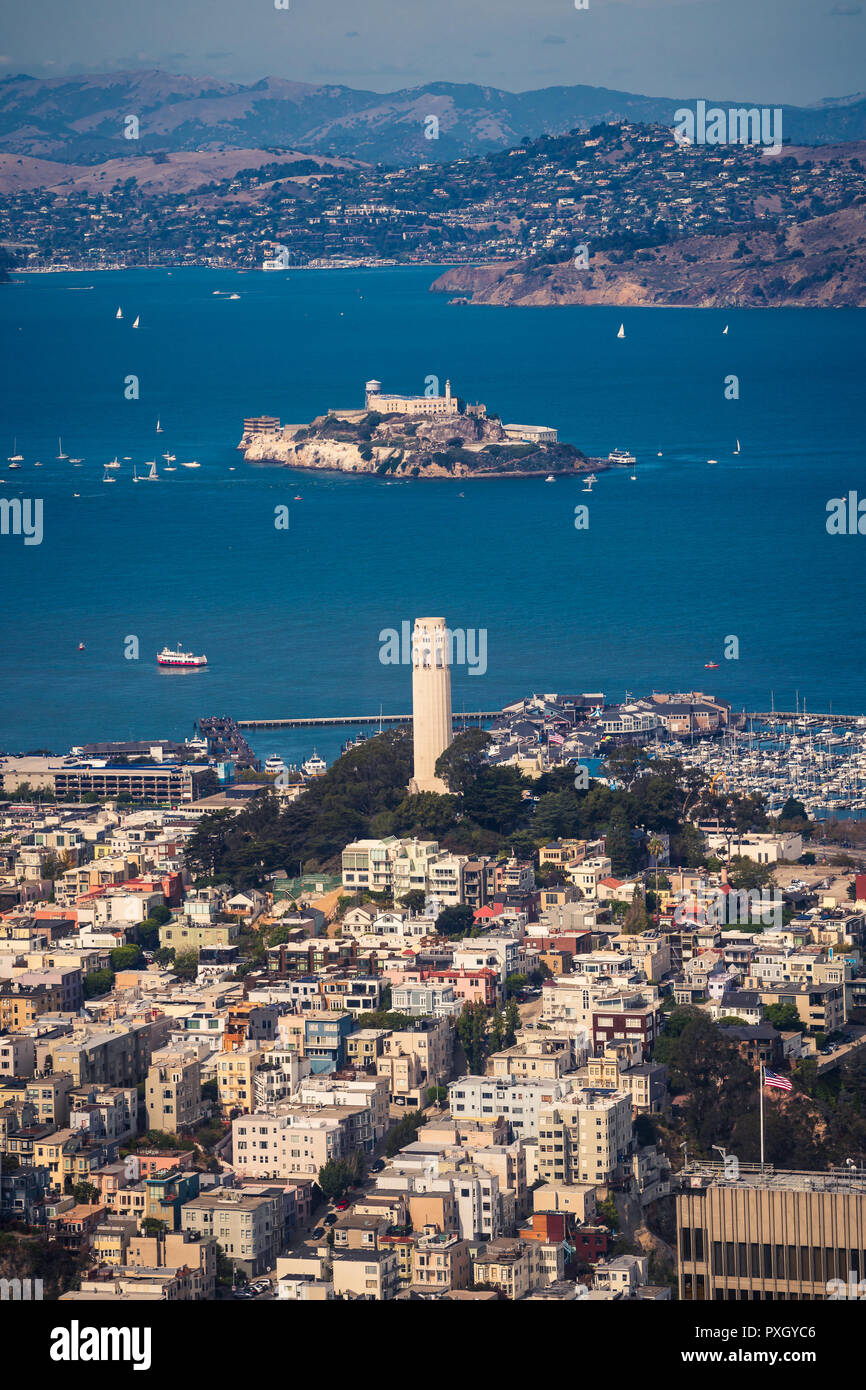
<box><xmin>759</xmin><ymin>1061</ymin><xmax>765</xmax><ymax>1169</ymax></box>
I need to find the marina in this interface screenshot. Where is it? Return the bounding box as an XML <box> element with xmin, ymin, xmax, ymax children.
<box><xmin>665</xmin><ymin>714</ymin><xmax>866</xmax><ymax>819</ymax></box>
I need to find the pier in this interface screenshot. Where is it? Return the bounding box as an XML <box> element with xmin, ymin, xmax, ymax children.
<box><xmin>236</xmin><ymin>712</ymin><xmax>499</xmax><ymax>730</ymax></box>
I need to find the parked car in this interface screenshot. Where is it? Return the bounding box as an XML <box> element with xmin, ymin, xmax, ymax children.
<box><xmin>370</xmin><ymin>1159</ymin><xmax>385</xmax><ymax>1173</ymax></box>
<box><xmin>334</xmin><ymin>1198</ymin><xmax>350</xmax><ymax>1210</ymax></box>
<box><xmin>312</xmin><ymin>1226</ymin><xmax>325</xmax><ymax>1238</ymax></box>
<box><xmin>323</xmin><ymin>1213</ymin><xmax>337</xmax><ymax>1226</ymax></box>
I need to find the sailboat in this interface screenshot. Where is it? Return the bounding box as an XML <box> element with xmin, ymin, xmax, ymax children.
<box><xmin>105</xmin><ymin>456</ymin><xmax>121</xmax><ymax>469</ymax></box>
<box><xmin>56</xmin><ymin>437</ymin><xmax>68</xmax><ymax>460</ymax></box>
<box><xmin>616</xmin><ymin>323</ymin><xmax>625</xmax><ymax>339</ymax></box>
<box><xmin>116</xmin><ymin>307</ymin><xmax>123</xmax><ymax>319</ymax></box>
<box><xmin>102</xmin><ymin>465</ymin><xmax>117</xmax><ymax>483</ymax></box>
<box><xmin>156</xmin><ymin>419</ymin><xmax>163</xmax><ymax>433</ymax></box>
<box><xmin>132</xmin><ymin>315</ymin><xmax>140</xmax><ymax>329</ymax></box>
<box><xmin>145</xmin><ymin>459</ymin><xmax>159</xmax><ymax>480</ymax></box>
<box><xmin>734</xmin><ymin>439</ymin><xmax>741</xmax><ymax>455</ymax></box>
<box><xmin>7</xmin><ymin>438</ymin><xmax>23</xmax><ymax>465</ymax></box>
<box><xmin>722</xmin><ymin>325</ymin><xmax>728</xmax><ymax>335</ymax></box>
<box><xmin>630</xmin><ymin>459</ymin><xmax>637</xmax><ymax>480</ymax></box>
<box><xmin>162</xmin><ymin>451</ymin><xmax>176</xmax><ymax>463</ymax></box>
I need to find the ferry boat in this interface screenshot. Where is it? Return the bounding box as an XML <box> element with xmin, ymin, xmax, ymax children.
<box><xmin>264</xmin><ymin>755</ymin><xmax>287</xmax><ymax>776</ymax></box>
<box><xmin>157</xmin><ymin>644</ymin><xmax>208</xmax><ymax>668</ymax></box>
<box><xmin>301</xmin><ymin>751</ymin><xmax>327</xmax><ymax>777</ymax></box>
<box><xmin>608</xmin><ymin>449</ymin><xmax>636</xmax><ymax>465</ymax></box>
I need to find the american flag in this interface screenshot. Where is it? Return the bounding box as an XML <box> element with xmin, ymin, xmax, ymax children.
<box><xmin>548</xmin><ymin>732</ymin><xmax>565</xmax><ymax>745</ymax></box>
<box><xmin>764</xmin><ymin>1070</ymin><xmax>793</xmax><ymax>1093</ymax></box>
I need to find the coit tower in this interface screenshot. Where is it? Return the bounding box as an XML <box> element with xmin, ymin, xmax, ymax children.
<box><xmin>409</xmin><ymin>617</ymin><xmax>453</xmax><ymax>794</ymax></box>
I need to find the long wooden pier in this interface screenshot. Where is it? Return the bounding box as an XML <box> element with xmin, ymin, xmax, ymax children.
<box><xmin>237</xmin><ymin>712</ymin><xmax>499</xmax><ymax>730</ymax></box>
<box><xmin>235</xmin><ymin>708</ymin><xmax>863</xmax><ymax>732</ymax></box>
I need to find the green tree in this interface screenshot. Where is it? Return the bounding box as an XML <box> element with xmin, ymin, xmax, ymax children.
<box><xmin>505</xmin><ymin>972</ymin><xmax>528</xmax><ymax>998</ymax></box>
<box><xmin>726</xmin><ymin>856</ymin><xmax>775</xmax><ymax>893</ymax></box>
<box><xmin>384</xmin><ymin>1110</ymin><xmax>427</xmax><ymax>1156</ymax></box>
<box><xmin>436</xmin><ymin>904</ymin><xmax>475</xmax><ymax>938</ymax></box>
<box><xmin>84</xmin><ymin>969</ymin><xmax>115</xmax><ymax>998</ymax></box>
<box><xmin>400</xmin><ymin>889</ymin><xmax>427</xmax><ymax>914</ymax></box>
<box><xmin>605</xmin><ymin>811</ymin><xmax>639</xmax><ymax>877</ymax></box>
<box><xmin>317</xmin><ymin>1158</ymin><xmax>354</xmax><ymax>1201</ymax></box>
<box><xmin>764</xmin><ymin>1002</ymin><xmax>805</xmax><ymax>1033</ymax></box>
<box><xmin>434</xmin><ymin>728</ymin><xmax>492</xmax><ymax>794</ymax></box>
<box><xmin>110</xmin><ymin>944</ymin><xmax>144</xmax><ymax>972</ymax></box>
<box><xmin>172</xmin><ymin>949</ymin><xmax>199</xmax><ymax>981</ymax></box>
<box><xmin>622</xmin><ymin>885</ymin><xmax>650</xmax><ymax>935</ymax></box>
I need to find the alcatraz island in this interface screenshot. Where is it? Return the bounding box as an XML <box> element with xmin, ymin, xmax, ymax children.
<box><xmin>240</xmin><ymin>377</ymin><xmax>609</xmax><ymax>479</ymax></box>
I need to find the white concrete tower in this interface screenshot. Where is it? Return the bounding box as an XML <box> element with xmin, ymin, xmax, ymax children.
<box><xmin>409</xmin><ymin>617</ymin><xmax>453</xmax><ymax>794</ymax></box>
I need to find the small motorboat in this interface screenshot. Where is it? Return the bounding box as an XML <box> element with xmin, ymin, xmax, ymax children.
<box><xmin>78</xmin><ymin>642</ymin><xmax>86</xmax><ymax>651</ymax></box>
<box><xmin>704</xmin><ymin>662</ymin><xmax>720</xmax><ymax>669</ymax></box>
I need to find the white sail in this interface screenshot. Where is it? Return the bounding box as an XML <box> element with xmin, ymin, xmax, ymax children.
<box><xmin>116</xmin><ymin>307</ymin><xmax>123</xmax><ymax>319</ymax></box>
<box><xmin>617</xmin><ymin>323</ymin><xmax>625</xmax><ymax>338</ymax></box>
<box><xmin>132</xmin><ymin>315</ymin><xmax>140</xmax><ymax>328</ymax></box>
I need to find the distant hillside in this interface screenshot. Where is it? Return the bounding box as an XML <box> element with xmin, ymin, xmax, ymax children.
<box><xmin>1</xmin><ymin>69</ymin><xmax>865</xmax><ymax>166</ymax></box>
<box><xmin>431</xmin><ymin>202</ymin><xmax>866</xmax><ymax>310</ymax></box>
<box><xmin>0</xmin><ymin>147</ymin><xmax>360</xmax><ymax>196</ymax></box>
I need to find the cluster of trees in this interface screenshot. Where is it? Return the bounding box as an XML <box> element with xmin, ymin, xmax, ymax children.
<box><xmin>652</xmin><ymin>1007</ymin><xmax>866</xmax><ymax>1169</ymax></box>
<box><xmin>384</xmin><ymin>1110</ymin><xmax>427</xmax><ymax>1157</ymax></box>
<box><xmin>317</xmin><ymin>1150</ymin><xmax>365</xmax><ymax>1201</ymax></box>
<box><xmin>455</xmin><ymin>999</ymin><xmax>521</xmax><ymax>1074</ymax></box>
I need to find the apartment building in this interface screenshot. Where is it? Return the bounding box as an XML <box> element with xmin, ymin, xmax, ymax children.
<box><xmin>332</xmin><ymin>1247</ymin><xmax>400</xmax><ymax>1300</ymax></box>
<box><xmin>232</xmin><ymin>1107</ymin><xmax>347</xmax><ymax>1179</ymax></box>
<box><xmin>215</xmin><ymin>1044</ymin><xmax>266</xmax><ymax>1115</ymax></box>
<box><xmin>487</xmin><ymin>1036</ymin><xmax>573</xmax><ymax>1082</ymax></box>
<box><xmin>411</xmin><ymin>1232</ymin><xmax>471</xmax><ymax>1294</ymax></box>
<box><xmin>0</xmin><ymin>1034</ymin><xmax>37</xmax><ymax>1078</ymax></box>
<box><xmin>181</xmin><ymin>1187</ymin><xmax>283</xmax><ymax>1278</ymax></box>
<box><xmin>50</xmin><ymin>1020</ymin><xmax>158</xmax><ymax>1087</ymax></box>
<box><xmin>296</xmin><ymin>1074</ymin><xmax>390</xmax><ymax>1144</ymax></box>
<box><xmin>537</xmin><ymin>1086</ymin><xmax>633</xmax><ymax>1186</ymax></box>
<box><xmin>144</xmin><ymin>1047</ymin><xmax>203</xmax><ymax>1132</ymax></box>
<box><xmin>448</xmin><ymin>1075</ymin><xmax>574</xmax><ymax>1140</ymax></box>
<box><xmin>568</xmin><ymin>856</ymin><xmax>613</xmax><ymax>900</ymax></box>
<box><xmin>69</xmin><ymin>1084</ymin><xmax>138</xmax><ymax>1144</ymax></box>
<box><xmin>472</xmin><ymin>1237</ymin><xmax>560</xmax><ymax>1298</ymax></box>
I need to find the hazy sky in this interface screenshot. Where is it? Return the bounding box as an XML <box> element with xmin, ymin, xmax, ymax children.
<box><xmin>2</xmin><ymin>0</ymin><xmax>864</xmax><ymax>104</ymax></box>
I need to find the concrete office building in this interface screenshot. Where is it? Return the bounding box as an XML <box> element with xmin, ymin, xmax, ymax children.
<box><xmin>677</xmin><ymin>1163</ymin><xmax>866</xmax><ymax>1300</ymax></box>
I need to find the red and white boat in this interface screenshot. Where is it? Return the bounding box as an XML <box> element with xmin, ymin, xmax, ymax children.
<box><xmin>157</xmin><ymin>643</ymin><xmax>208</xmax><ymax>668</ymax></box>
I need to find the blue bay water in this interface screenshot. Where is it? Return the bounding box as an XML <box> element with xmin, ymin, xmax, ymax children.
<box><xmin>1</xmin><ymin>265</ymin><xmax>864</xmax><ymax>763</ymax></box>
